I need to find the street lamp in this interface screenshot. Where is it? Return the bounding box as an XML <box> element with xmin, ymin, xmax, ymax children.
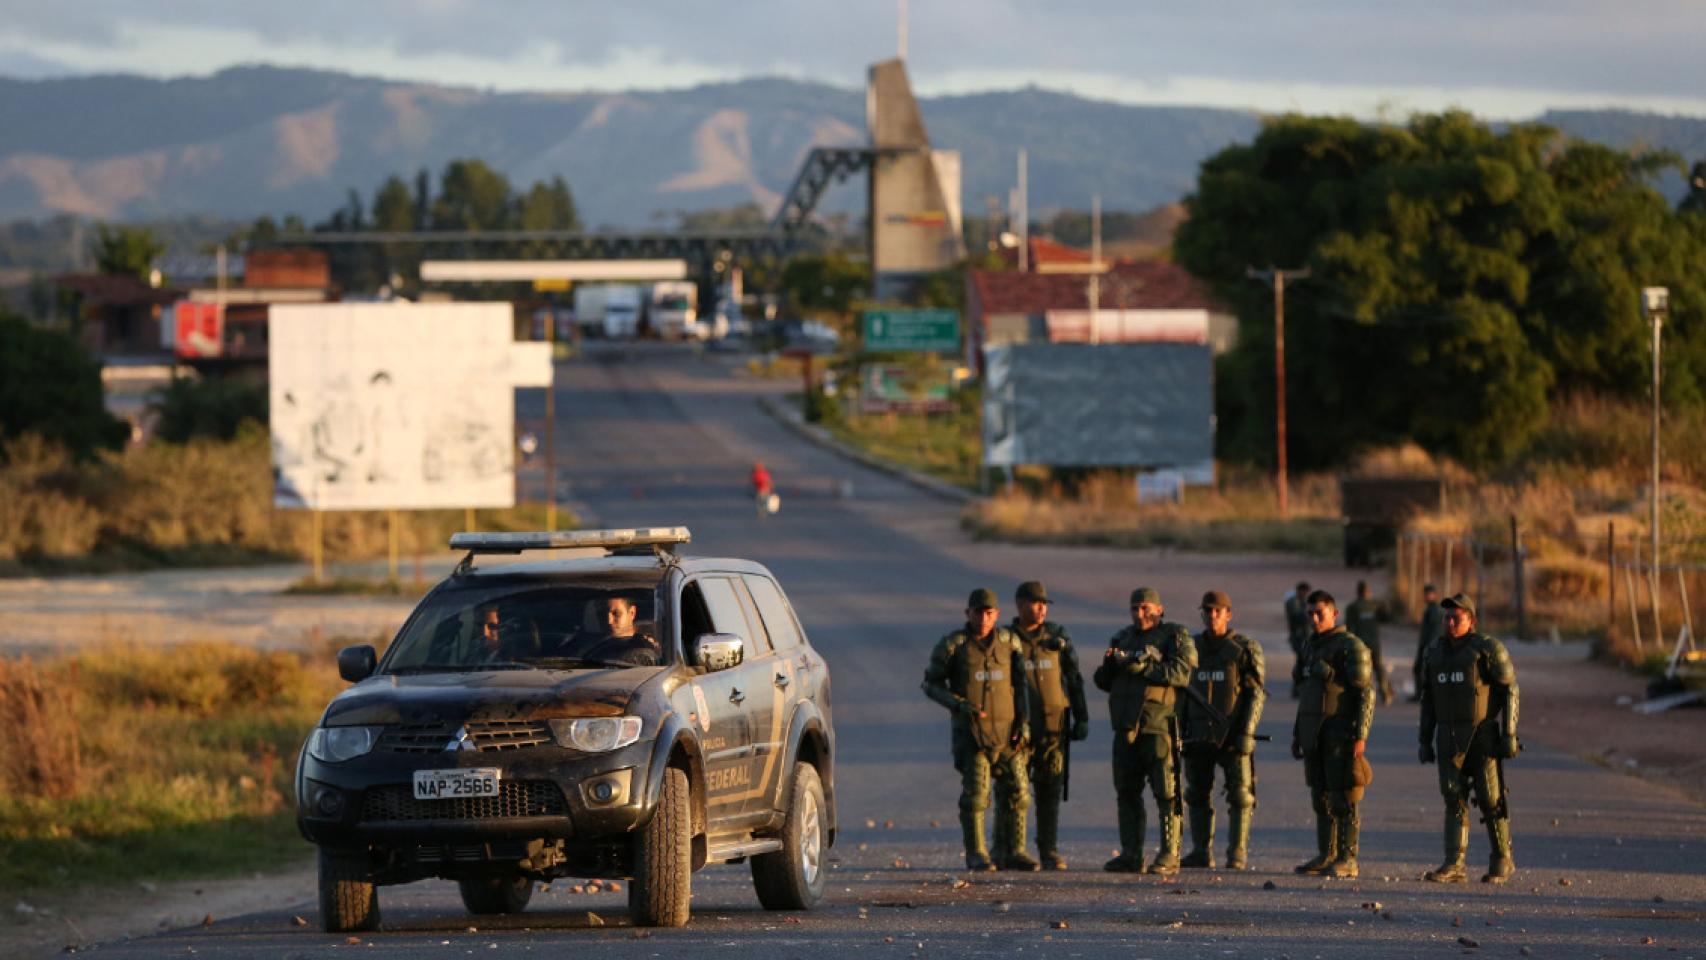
<box><xmin>1641</xmin><ymin>285</ymin><xmax>1667</xmax><ymax>644</ymax></box>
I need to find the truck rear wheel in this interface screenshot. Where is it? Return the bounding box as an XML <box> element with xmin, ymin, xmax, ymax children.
<box><xmin>751</xmin><ymin>763</ymin><xmax>827</xmax><ymax>910</ymax></box>
<box><xmin>628</xmin><ymin>766</ymin><xmax>692</xmax><ymax>927</ymax></box>
<box><xmin>317</xmin><ymin>849</ymin><xmax>380</xmax><ymax>932</ymax></box>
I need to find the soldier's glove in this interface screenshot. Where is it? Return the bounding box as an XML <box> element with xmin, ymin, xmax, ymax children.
<box><xmin>1290</xmin><ymin>736</ymin><xmax>1303</xmax><ymax>760</ymax></box>
<box><xmin>1498</xmin><ymin>734</ymin><xmax>1521</xmax><ymax>760</ymax></box>
<box><xmin>1419</xmin><ymin>743</ymin><xmax>1436</xmax><ymax>764</ymax></box>
<box><xmin>1071</xmin><ymin>719</ymin><xmax>1090</xmax><ymax>742</ymax></box>
<box><xmin>955</xmin><ymin>700</ymin><xmax>979</xmax><ymax>719</ymax></box>
<box><xmin>1010</xmin><ymin>723</ymin><xmax>1030</xmax><ymax>749</ymax></box>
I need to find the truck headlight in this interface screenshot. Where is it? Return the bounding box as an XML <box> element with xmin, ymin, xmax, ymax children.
<box><xmin>307</xmin><ymin>726</ymin><xmax>382</xmax><ymax>763</ymax></box>
<box><xmin>549</xmin><ymin>717</ymin><xmax>642</xmax><ymax>752</ymax></box>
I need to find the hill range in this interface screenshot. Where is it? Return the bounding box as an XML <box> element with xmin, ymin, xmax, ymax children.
<box><xmin>2</xmin><ymin>66</ymin><xmax>1705</xmax><ymax>230</ymax></box>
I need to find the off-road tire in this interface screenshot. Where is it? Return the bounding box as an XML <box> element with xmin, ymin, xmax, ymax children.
<box><xmin>317</xmin><ymin>848</ymin><xmax>380</xmax><ymax>932</ymax></box>
<box><xmin>458</xmin><ymin>874</ymin><xmax>534</xmax><ymax>915</ymax></box>
<box><xmin>629</xmin><ymin>766</ymin><xmax>692</xmax><ymax>927</ymax></box>
<box><xmin>751</xmin><ymin>763</ymin><xmax>828</xmax><ymax>910</ymax></box>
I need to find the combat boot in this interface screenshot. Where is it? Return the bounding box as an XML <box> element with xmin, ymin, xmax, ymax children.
<box><xmin>995</xmin><ymin>803</ymin><xmax>1040</xmax><ymax>871</ymax></box>
<box><xmin>1326</xmin><ymin>808</ymin><xmax>1359</xmax><ymax>879</ymax></box>
<box><xmin>1180</xmin><ymin>806</ymin><xmax>1214</xmax><ymax>868</ymax></box>
<box><xmin>1482</xmin><ymin>817</ymin><xmax>1514</xmax><ymax>883</ymax></box>
<box><xmin>1294</xmin><ymin>814</ymin><xmax>1336</xmax><ymax>875</ymax></box>
<box><xmin>1224</xmin><ymin>805</ymin><xmax>1252</xmax><ymax>871</ymax></box>
<box><xmin>1104</xmin><ymin>802</ymin><xmax>1145</xmax><ymax>872</ymax></box>
<box><xmin>1426</xmin><ymin>805</ymin><xmax>1469</xmax><ymax>883</ymax></box>
<box><xmin>1035</xmin><ymin>789</ymin><xmax>1066</xmax><ymax>870</ymax></box>
<box><xmin>961</xmin><ymin>811</ymin><xmax>996</xmax><ymax>872</ymax></box>
<box><xmin>1147</xmin><ymin>810</ymin><xmax>1182</xmax><ymax>877</ymax></box>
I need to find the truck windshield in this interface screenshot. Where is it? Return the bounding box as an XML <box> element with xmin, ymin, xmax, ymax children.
<box><xmin>383</xmin><ymin>578</ymin><xmax>670</xmax><ymax>672</ymax></box>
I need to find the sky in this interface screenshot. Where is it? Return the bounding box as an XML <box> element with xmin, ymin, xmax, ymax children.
<box><xmin>3</xmin><ymin>0</ymin><xmax>1705</xmax><ymax>119</ymax></box>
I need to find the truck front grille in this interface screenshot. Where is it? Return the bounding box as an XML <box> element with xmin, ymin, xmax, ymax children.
<box><xmin>377</xmin><ymin>720</ymin><xmax>554</xmax><ymax>754</ymax></box>
<box><xmin>359</xmin><ymin>781</ymin><xmax>568</xmax><ymax>822</ymax></box>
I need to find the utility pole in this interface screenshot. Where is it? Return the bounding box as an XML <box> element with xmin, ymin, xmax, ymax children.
<box><xmin>1642</xmin><ymin>287</ymin><xmax>1668</xmax><ymax>643</ymax></box>
<box><xmin>1246</xmin><ymin>266</ymin><xmax>1311</xmax><ymax>517</ymax></box>
<box><xmin>1016</xmin><ymin>150</ymin><xmax>1029</xmax><ymax>273</ymax></box>
<box><xmin>1088</xmin><ymin>194</ymin><xmax>1101</xmax><ymax>343</ymax></box>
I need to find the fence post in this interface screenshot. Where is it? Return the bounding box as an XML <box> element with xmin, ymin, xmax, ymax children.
<box><xmin>1607</xmin><ymin>521</ymin><xmax>1616</xmax><ymax>644</ymax></box>
<box><xmin>1677</xmin><ymin>567</ymin><xmax>1694</xmax><ymax>645</ymax></box>
<box><xmin>1625</xmin><ymin>564</ymin><xmax>1643</xmax><ymax>652</ymax></box>
<box><xmin>1510</xmin><ymin>515</ymin><xmax>1526</xmax><ymax>641</ymax></box>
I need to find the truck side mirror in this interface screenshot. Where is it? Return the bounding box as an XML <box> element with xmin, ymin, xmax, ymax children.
<box><xmin>695</xmin><ymin>634</ymin><xmax>745</xmax><ymax>673</ymax></box>
<box><xmin>337</xmin><ymin>645</ymin><xmax>377</xmax><ymax>683</ymax></box>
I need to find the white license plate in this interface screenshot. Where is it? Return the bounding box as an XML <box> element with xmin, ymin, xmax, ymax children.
<box><xmin>412</xmin><ymin>768</ymin><xmax>502</xmax><ymax>800</ymax></box>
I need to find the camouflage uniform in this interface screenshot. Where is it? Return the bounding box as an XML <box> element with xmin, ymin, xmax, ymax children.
<box><xmin>1411</xmin><ymin>598</ymin><xmax>1446</xmax><ymax>699</ymax></box>
<box><xmin>1418</xmin><ymin>594</ymin><xmax>1519</xmax><ymax>883</ymax></box>
<box><xmin>923</xmin><ymin>610</ymin><xmax>1031</xmax><ymax>871</ymax></box>
<box><xmin>1092</xmin><ymin>596</ymin><xmax>1196</xmax><ymax>874</ymax></box>
<box><xmin>1008</xmin><ymin>614</ymin><xmax>1089</xmax><ymax>869</ymax></box>
<box><xmin>1345</xmin><ymin>595</ymin><xmax>1394</xmax><ymax>704</ymax></box>
<box><xmin>1293</xmin><ymin>623</ymin><xmax>1374</xmax><ymax>878</ymax></box>
<box><xmin>1284</xmin><ymin>589</ymin><xmax>1310</xmax><ymax>698</ymax></box>
<box><xmin>1180</xmin><ymin>623</ymin><xmax>1266</xmax><ymax>869</ymax></box>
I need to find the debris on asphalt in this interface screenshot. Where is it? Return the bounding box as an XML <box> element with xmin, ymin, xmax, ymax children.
<box><xmin>866</xmin><ymin>819</ymin><xmax>877</xmax><ymax>829</ymax></box>
<box><xmin>884</xmin><ymin>820</ymin><xmax>895</xmax><ymax>829</ymax></box>
<box><xmin>1559</xmin><ymin>878</ymin><xmax>1573</xmax><ymax>887</ymax></box>
<box><xmin>585</xmin><ymin>912</ymin><xmax>605</xmax><ymax>927</ymax></box>
<box><xmin>1641</xmin><ymin>937</ymin><xmax>1656</xmax><ymax>945</ymax></box>
<box><xmin>930</xmin><ymin>820</ymin><xmax>941</xmax><ymax>828</ymax></box>
<box><xmin>993</xmin><ymin>902</ymin><xmax>1011</xmax><ymax>914</ymax></box>
<box><xmin>201</xmin><ymin>915</ymin><xmax>214</xmax><ymax>927</ymax></box>
<box><xmin>344</xmin><ymin>937</ymin><xmax>361</xmax><ymax>945</ymax></box>
<box><xmin>1262</xmin><ymin>881</ymin><xmax>1277</xmax><ymax>890</ymax></box>
<box><xmin>1360</xmin><ymin>901</ymin><xmax>1383</xmax><ymax>911</ymax></box>
<box><xmin>892</xmin><ymin>857</ymin><xmax>911</xmax><ymax>869</ymax></box>
<box><xmin>1452</xmin><ymin>916</ymin><xmax>1463</xmax><ymax>927</ymax></box>
<box><xmin>1049</xmin><ymin>920</ymin><xmax>1068</xmax><ymax>930</ymax></box>
<box><xmin>1457</xmin><ymin>935</ymin><xmax>1479</xmax><ymax>948</ymax></box>
<box><xmin>951</xmin><ymin>879</ymin><xmax>970</xmax><ymax>890</ymax></box>
<box><xmin>290</xmin><ymin>916</ymin><xmax>307</xmax><ymax>927</ymax></box>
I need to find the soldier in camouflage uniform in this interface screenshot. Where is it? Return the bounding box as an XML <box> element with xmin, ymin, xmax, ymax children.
<box><xmin>1418</xmin><ymin>593</ymin><xmax>1520</xmax><ymax>884</ymax></box>
<box><xmin>1180</xmin><ymin>590</ymin><xmax>1266</xmax><ymax>870</ymax></box>
<box><xmin>922</xmin><ymin>588</ymin><xmax>1032</xmax><ymax>872</ymax></box>
<box><xmin>1291</xmin><ymin>590</ymin><xmax>1374</xmax><ymax>879</ymax></box>
<box><xmin>1004</xmin><ymin>581</ymin><xmax>1090</xmax><ymax>871</ymax></box>
<box><xmin>1093</xmin><ymin>587</ymin><xmax>1197</xmax><ymax>875</ymax></box>
<box><xmin>1345</xmin><ymin>581</ymin><xmax>1395</xmax><ymax>705</ymax></box>
<box><xmin>1284</xmin><ymin>582</ymin><xmax>1311</xmax><ymax>699</ymax></box>
<box><xmin>1409</xmin><ymin>584</ymin><xmax>1445</xmax><ymax>701</ymax></box>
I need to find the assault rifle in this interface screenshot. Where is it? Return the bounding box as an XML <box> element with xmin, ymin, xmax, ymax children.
<box><xmin>1178</xmin><ymin>683</ymin><xmax>1272</xmax><ymax>749</ymax></box>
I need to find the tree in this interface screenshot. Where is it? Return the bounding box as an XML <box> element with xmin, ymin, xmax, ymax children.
<box><xmin>779</xmin><ymin>253</ymin><xmax>868</xmax><ymax>315</ymax></box>
<box><xmin>432</xmin><ymin>159</ymin><xmax>513</xmax><ymax>231</ymax></box>
<box><xmin>0</xmin><ymin>312</ymin><xmax>128</xmax><ymax>459</ymax></box>
<box><xmin>1175</xmin><ymin>110</ymin><xmax>1705</xmax><ymax>468</ymax></box>
<box><xmin>91</xmin><ymin>223</ymin><xmax>164</xmax><ymax>281</ymax></box>
<box><xmin>371</xmin><ymin>175</ymin><xmax>416</xmax><ymax>232</ymax></box>
<box><xmin>515</xmin><ymin>176</ymin><xmax>580</xmax><ymax>231</ymax></box>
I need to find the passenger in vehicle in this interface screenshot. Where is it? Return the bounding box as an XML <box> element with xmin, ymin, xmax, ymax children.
<box><xmin>585</xmin><ymin>596</ymin><xmax>661</xmax><ymax>666</ymax></box>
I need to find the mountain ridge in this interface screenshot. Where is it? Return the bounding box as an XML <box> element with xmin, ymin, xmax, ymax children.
<box><xmin>1</xmin><ymin>65</ymin><xmax>1702</xmax><ymax>229</ymax></box>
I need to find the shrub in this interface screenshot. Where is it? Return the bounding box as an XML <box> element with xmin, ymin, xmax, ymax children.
<box><xmin>148</xmin><ymin>375</ymin><xmax>269</xmax><ymax>443</ymax></box>
<box><xmin>0</xmin><ymin>657</ymin><xmax>82</xmax><ymax>799</ymax></box>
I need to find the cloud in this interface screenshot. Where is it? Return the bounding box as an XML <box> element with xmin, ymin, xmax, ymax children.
<box><xmin>2</xmin><ymin>0</ymin><xmax>1703</xmax><ymax>113</ymax></box>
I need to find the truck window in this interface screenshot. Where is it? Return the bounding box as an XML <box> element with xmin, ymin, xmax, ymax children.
<box><xmin>744</xmin><ymin>576</ymin><xmax>803</xmax><ymax>652</ymax></box>
<box><xmin>698</xmin><ymin>577</ymin><xmax>767</xmax><ymax>654</ymax></box>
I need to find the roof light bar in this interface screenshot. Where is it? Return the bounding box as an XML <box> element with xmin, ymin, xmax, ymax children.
<box><xmin>448</xmin><ymin>527</ymin><xmax>691</xmax><ymax>554</ymax></box>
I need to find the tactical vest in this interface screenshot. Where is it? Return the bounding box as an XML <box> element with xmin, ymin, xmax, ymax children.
<box><xmin>1426</xmin><ymin>635</ymin><xmax>1492</xmax><ymax>756</ymax></box>
<box><xmin>1108</xmin><ymin>623</ymin><xmax>1182</xmax><ymax>734</ymax></box>
<box><xmin>1015</xmin><ymin>621</ymin><xmax>1072</xmax><ymax>735</ymax></box>
<box><xmin>950</xmin><ymin>630</ymin><xmax>1019</xmax><ymax>751</ymax></box>
<box><xmin>1296</xmin><ymin>629</ymin><xmax>1350</xmax><ymax>747</ymax></box>
<box><xmin>1186</xmin><ymin>631</ymin><xmax>1246</xmax><ymax>745</ymax></box>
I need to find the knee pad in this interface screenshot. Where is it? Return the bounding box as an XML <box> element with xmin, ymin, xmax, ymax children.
<box><xmin>1226</xmin><ymin>785</ymin><xmax>1255</xmax><ymax>810</ymax></box>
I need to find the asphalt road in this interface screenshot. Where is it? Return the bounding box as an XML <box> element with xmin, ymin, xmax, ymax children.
<box><xmin>92</xmin><ymin>344</ymin><xmax>1706</xmax><ymax>959</ymax></box>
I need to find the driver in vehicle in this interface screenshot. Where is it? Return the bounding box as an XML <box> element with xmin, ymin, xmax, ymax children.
<box><xmin>583</xmin><ymin>596</ymin><xmax>661</xmax><ymax>666</ymax></box>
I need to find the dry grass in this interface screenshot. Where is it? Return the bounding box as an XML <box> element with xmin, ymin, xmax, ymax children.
<box><xmin>0</xmin><ymin>431</ymin><xmax>571</xmax><ymax>574</ymax></box>
<box><xmin>0</xmin><ymin>636</ymin><xmax>361</xmax><ymax>892</ymax></box>
<box><xmin>965</xmin><ymin>467</ymin><xmax>1342</xmax><ymax>556</ymax></box>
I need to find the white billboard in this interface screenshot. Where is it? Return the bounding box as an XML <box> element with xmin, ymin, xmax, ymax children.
<box><xmin>269</xmin><ymin>303</ymin><xmax>550</xmax><ymax>511</ymax></box>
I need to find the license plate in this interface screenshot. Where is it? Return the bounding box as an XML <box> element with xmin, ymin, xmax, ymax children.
<box><xmin>412</xmin><ymin>768</ymin><xmax>502</xmax><ymax>800</ymax></box>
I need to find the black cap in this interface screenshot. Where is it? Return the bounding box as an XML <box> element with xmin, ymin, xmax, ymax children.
<box><xmin>967</xmin><ymin>587</ymin><xmax>999</xmax><ymax>610</ymax></box>
<box><xmin>1441</xmin><ymin>593</ymin><xmax>1477</xmax><ymax>617</ymax></box>
<box><xmin>1016</xmin><ymin>581</ymin><xmax>1049</xmax><ymax>603</ymax></box>
<box><xmin>1200</xmin><ymin>590</ymin><xmax>1231</xmax><ymax>610</ymax></box>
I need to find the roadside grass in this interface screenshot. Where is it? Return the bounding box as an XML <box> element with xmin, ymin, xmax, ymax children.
<box><xmin>0</xmin><ymin>430</ymin><xmax>573</xmax><ymax>577</ymax></box>
<box><xmin>964</xmin><ymin>468</ymin><xmax>1342</xmax><ymax>557</ymax></box>
<box><xmin>0</xmin><ymin>637</ymin><xmax>364</xmax><ymax>894</ymax></box>
<box><xmin>825</xmin><ymin>408</ymin><xmax>982</xmax><ymax>490</ymax></box>
<box><xmin>282</xmin><ymin>577</ymin><xmax>428</xmax><ymax>597</ymax></box>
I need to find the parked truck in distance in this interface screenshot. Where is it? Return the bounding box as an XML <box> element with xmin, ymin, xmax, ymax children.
<box><xmin>648</xmin><ymin>281</ymin><xmax>702</xmax><ymax>340</ymax></box>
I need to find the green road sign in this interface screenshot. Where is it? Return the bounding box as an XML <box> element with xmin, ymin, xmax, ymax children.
<box><xmin>862</xmin><ymin>308</ymin><xmax>960</xmax><ymax>353</ymax></box>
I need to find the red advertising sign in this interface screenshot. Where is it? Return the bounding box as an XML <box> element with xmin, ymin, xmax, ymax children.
<box><xmin>173</xmin><ymin>302</ymin><xmax>223</xmax><ymax>358</ymax></box>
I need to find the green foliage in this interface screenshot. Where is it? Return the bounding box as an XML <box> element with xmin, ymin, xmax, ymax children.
<box><xmin>90</xmin><ymin>222</ymin><xmax>165</xmax><ymax>280</ymax></box>
<box><xmin>780</xmin><ymin>253</ymin><xmax>869</xmax><ymax>314</ymax></box>
<box><xmin>370</xmin><ymin>174</ymin><xmax>415</xmax><ymax>231</ymax></box>
<box><xmin>515</xmin><ymin>175</ymin><xmax>581</xmax><ymax>231</ymax></box>
<box><xmin>147</xmin><ymin>375</ymin><xmax>268</xmax><ymax>443</ymax></box>
<box><xmin>1176</xmin><ymin>111</ymin><xmax>1706</xmax><ymax>469</ymax></box>
<box><xmin>432</xmin><ymin>159</ymin><xmax>514</xmax><ymax>231</ymax></box>
<box><xmin>0</xmin><ymin>312</ymin><xmax>128</xmax><ymax>459</ymax></box>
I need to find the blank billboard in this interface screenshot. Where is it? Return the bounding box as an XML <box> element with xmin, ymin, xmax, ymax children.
<box><xmin>269</xmin><ymin>303</ymin><xmax>549</xmax><ymax>511</ymax></box>
<box><xmin>982</xmin><ymin>342</ymin><xmax>1213</xmax><ymax>468</ymax></box>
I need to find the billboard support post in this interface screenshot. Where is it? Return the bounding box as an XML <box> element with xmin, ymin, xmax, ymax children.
<box><xmin>387</xmin><ymin>510</ymin><xmax>399</xmax><ymax>583</ymax></box>
<box><xmin>311</xmin><ymin>510</ymin><xmax>324</xmax><ymax>584</ymax></box>
<box><xmin>465</xmin><ymin>508</ymin><xmax>476</xmax><ymax>535</ymax></box>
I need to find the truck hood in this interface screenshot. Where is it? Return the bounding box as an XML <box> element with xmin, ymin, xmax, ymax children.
<box><xmin>321</xmin><ymin>668</ymin><xmax>662</xmax><ymax>726</ymax></box>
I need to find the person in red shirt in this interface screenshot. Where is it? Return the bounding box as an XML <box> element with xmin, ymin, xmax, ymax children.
<box><xmin>751</xmin><ymin>462</ymin><xmax>778</xmax><ymax>517</ymax></box>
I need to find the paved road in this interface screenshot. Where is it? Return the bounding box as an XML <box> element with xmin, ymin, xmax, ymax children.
<box><xmin>93</xmin><ymin>345</ymin><xmax>1706</xmax><ymax>959</ymax></box>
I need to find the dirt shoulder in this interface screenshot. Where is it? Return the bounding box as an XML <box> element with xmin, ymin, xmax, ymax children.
<box><xmin>4</xmin><ymin>861</ymin><xmax>315</xmax><ymax>960</ymax></box>
<box><xmin>1513</xmin><ymin>640</ymin><xmax>1706</xmax><ymax>804</ymax></box>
